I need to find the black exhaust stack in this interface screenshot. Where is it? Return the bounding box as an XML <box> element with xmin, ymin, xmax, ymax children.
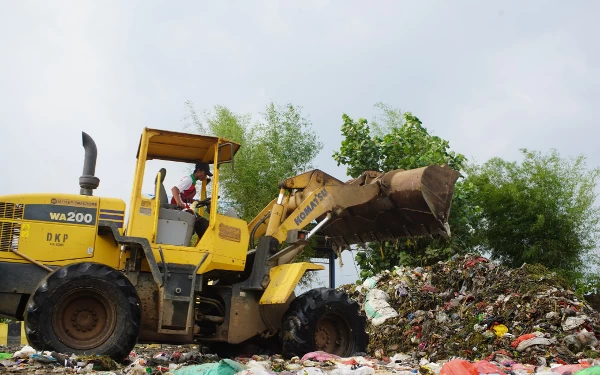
<box><xmin>79</xmin><ymin>132</ymin><xmax>100</xmax><ymax>196</ymax></box>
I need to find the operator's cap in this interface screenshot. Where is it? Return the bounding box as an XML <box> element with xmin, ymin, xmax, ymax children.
<box><xmin>195</xmin><ymin>163</ymin><xmax>213</xmax><ymax>176</ymax></box>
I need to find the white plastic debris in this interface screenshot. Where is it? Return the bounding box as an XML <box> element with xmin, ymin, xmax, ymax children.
<box><xmin>364</xmin><ymin>289</ymin><xmax>399</xmax><ymax>326</ymax></box>
<box><xmin>516</xmin><ymin>337</ymin><xmax>552</xmax><ymax>352</ymax></box>
<box><xmin>12</xmin><ymin>345</ymin><xmax>36</xmax><ymax>359</ymax></box>
<box><xmin>562</xmin><ymin>316</ymin><xmax>587</xmax><ymax>331</ymax></box>
<box><xmin>296</xmin><ymin>367</ymin><xmax>326</xmax><ymax>375</ymax></box>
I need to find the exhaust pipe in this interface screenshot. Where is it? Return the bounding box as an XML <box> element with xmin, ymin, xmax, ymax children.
<box><xmin>79</xmin><ymin>132</ymin><xmax>100</xmax><ymax>196</ymax></box>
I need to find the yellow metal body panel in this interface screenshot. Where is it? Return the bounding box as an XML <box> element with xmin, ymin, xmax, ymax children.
<box><xmin>0</xmin><ymin>322</ymin><xmax>28</xmax><ymax>346</ymax></box>
<box><xmin>259</xmin><ymin>262</ymin><xmax>325</xmax><ymax>305</ymax></box>
<box><xmin>21</xmin><ymin>321</ymin><xmax>28</xmax><ymax>345</ymax></box>
<box><xmin>128</xmin><ymin>213</ymin><xmax>249</xmax><ymax>273</ymax></box>
<box><xmin>0</xmin><ymin>323</ymin><xmax>7</xmax><ymax>346</ymax></box>
<box><xmin>142</xmin><ymin>127</ymin><xmax>240</xmax><ymax>164</ymax></box>
<box><xmin>0</xmin><ymin>193</ymin><xmax>124</xmax><ymax>268</ymax></box>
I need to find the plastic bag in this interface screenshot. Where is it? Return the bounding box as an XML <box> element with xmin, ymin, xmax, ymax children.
<box><xmin>511</xmin><ymin>333</ymin><xmax>538</xmax><ymax>348</ymax></box>
<box><xmin>516</xmin><ymin>337</ymin><xmax>551</xmax><ymax>352</ymax></box>
<box><xmin>492</xmin><ymin>324</ymin><xmax>508</xmax><ymax>337</ymax></box>
<box><xmin>552</xmin><ymin>363</ymin><xmax>591</xmax><ymax>375</ymax></box>
<box><xmin>364</xmin><ymin>289</ymin><xmax>399</xmax><ymax>326</ymax></box>
<box><xmin>328</xmin><ymin>364</ymin><xmax>375</xmax><ymax>375</ymax></box>
<box><xmin>236</xmin><ymin>360</ymin><xmax>271</xmax><ymax>375</ymax></box>
<box><xmin>562</xmin><ymin>316</ymin><xmax>587</xmax><ymax>331</ymax></box>
<box><xmin>12</xmin><ymin>345</ymin><xmax>36</xmax><ymax>359</ymax></box>
<box><xmin>362</xmin><ymin>276</ymin><xmax>381</xmax><ymax>290</ymax></box>
<box><xmin>569</xmin><ymin>366</ymin><xmax>600</xmax><ymax>375</ymax></box>
<box><xmin>301</xmin><ymin>351</ymin><xmax>341</xmax><ymax>362</ymax></box>
<box><xmin>173</xmin><ymin>359</ymin><xmax>245</xmax><ymax>375</ymax></box>
<box><xmin>474</xmin><ymin>360</ymin><xmax>506</xmax><ymax>375</ymax></box>
<box><xmin>440</xmin><ymin>359</ymin><xmax>478</xmax><ymax>375</ymax></box>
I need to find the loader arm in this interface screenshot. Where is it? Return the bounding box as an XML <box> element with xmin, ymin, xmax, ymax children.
<box><xmin>247</xmin><ymin>169</ymin><xmax>347</xmax><ymax>246</ymax></box>
<box><xmin>248</xmin><ymin>165</ymin><xmax>460</xmax><ymax>266</ymax></box>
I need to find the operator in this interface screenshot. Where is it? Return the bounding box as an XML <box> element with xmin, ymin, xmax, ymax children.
<box><xmin>171</xmin><ymin>163</ymin><xmax>212</xmax><ymax>240</ymax></box>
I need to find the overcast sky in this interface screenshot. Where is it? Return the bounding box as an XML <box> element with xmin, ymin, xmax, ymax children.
<box><xmin>1</xmin><ymin>1</ymin><xmax>599</xmax><ymax>287</ymax></box>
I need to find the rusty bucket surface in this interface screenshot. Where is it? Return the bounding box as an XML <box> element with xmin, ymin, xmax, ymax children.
<box><xmin>319</xmin><ymin>165</ymin><xmax>460</xmax><ymax>250</ymax></box>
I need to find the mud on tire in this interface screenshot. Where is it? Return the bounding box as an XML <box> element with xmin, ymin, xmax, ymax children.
<box><xmin>281</xmin><ymin>287</ymin><xmax>368</xmax><ymax>358</ymax></box>
<box><xmin>24</xmin><ymin>262</ymin><xmax>141</xmax><ymax>361</ymax></box>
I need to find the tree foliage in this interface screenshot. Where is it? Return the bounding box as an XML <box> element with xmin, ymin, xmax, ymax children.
<box><xmin>184</xmin><ymin>101</ymin><xmax>323</xmax><ymax>222</ymax></box>
<box><xmin>467</xmin><ymin>149</ymin><xmax>600</xmax><ymax>284</ymax></box>
<box><xmin>332</xmin><ymin>103</ymin><xmax>475</xmax><ymax>279</ymax></box>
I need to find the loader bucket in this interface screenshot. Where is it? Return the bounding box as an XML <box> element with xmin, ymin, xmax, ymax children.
<box><xmin>319</xmin><ymin>165</ymin><xmax>460</xmax><ymax>250</ymax></box>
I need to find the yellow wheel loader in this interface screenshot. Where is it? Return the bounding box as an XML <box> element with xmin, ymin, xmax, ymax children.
<box><xmin>0</xmin><ymin>128</ymin><xmax>459</xmax><ymax>360</ymax></box>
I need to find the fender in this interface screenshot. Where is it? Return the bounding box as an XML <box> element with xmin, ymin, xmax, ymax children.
<box><xmin>259</xmin><ymin>262</ymin><xmax>325</xmax><ymax>305</ymax></box>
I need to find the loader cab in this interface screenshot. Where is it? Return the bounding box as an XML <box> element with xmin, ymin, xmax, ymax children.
<box><xmin>120</xmin><ymin>128</ymin><xmax>249</xmax><ymax>273</ymax></box>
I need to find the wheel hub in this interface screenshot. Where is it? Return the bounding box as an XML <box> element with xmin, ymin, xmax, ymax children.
<box><xmin>314</xmin><ymin>312</ymin><xmax>352</xmax><ymax>356</ymax></box>
<box><xmin>72</xmin><ymin>307</ymin><xmax>98</xmax><ymax>332</ymax></box>
<box><xmin>52</xmin><ymin>288</ymin><xmax>117</xmax><ymax>350</ymax></box>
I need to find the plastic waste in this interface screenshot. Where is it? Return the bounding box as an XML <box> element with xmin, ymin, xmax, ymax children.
<box><xmin>296</xmin><ymin>368</ymin><xmax>326</xmax><ymax>375</ymax></box>
<box><xmin>362</xmin><ymin>276</ymin><xmax>381</xmax><ymax>290</ymax></box>
<box><xmin>30</xmin><ymin>353</ymin><xmax>56</xmax><ymax>363</ymax></box>
<box><xmin>0</xmin><ymin>353</ymin><xmax>11</xmax><ymax>360</ymax></box>
<box><xmin>474</xmin><ymin>360</ymin><xmax>506</xmax><ymax>375</ymax></box>
<box><xmin>511</xmin><ymin>333</ymin><xmax>538</xmax><ymax>348</ymax></box>
<box><xmin>301</xmin><ymin>351</ymin><xmax>341</xmax><ymax>362</ymax></box>
<box><xmin>568</xmin><ymin>365</ymin><xmax>600</xmax><ymax>375</ymax></box>
<box><xmin>562</xmin><ymin>316</ymin><xmax>587</xmax><ymax>331</ymax></box>
<box><xmin>153</xmin><ymin>351</ymin><xmax>171</xmax><ymax>364</ymax></box>
<box><xmin>286</xmin><ymin>363</ymin><xmax>304</xmax><ymax>371</ymax></box>
<box><xmin>516</xmin><ymin>337</ymin><xmax>552</xmax><ymax>352</ymax></box>
<box><xmin>492</xmin><ymin>324</ymin><xmax>508</xmax><ymax>337</ymax></box>
<box><xmin>364</xmin><ymin>289</ymin><xmax>399</xmax><ymax>326</ymax></box>
<box><xmin>236</xmin><ymin>360</ymin><xmax>271</xmax><ymax>375</ymax></box>
<box><xmin>328</xmin><ymin>364</ymin><xmax>375</xmax><ymax>375</ymax></box>
<box><xmin>173</xmin><ymin>359</ymin><xmax>245</xmax><ymax>375</ymax></box>
<box><xmin>563</xmin><ymin>335</ymin><xmax>584</xmax><ymax>353</ymax></box>
<box><xmin>129</xmin><ymin>364</ymin><xmax>149</xmax><ymax>375</ymax></box>
<box><xmin>12</xmin><ymin>345</ymin><xmax>35</xmax><ymax>359</ymax></box>
<box><xmin>578</xmin><ymin>331</ymin><xmax>599</xmax><ymax>347</ymax></box>
<box><xmin>552</xmin><ymin>363</ymin><xmax>592</xmax><ymax>375</ymax></box>
<box><xmin>440</xmin><ymin>359</ymin><xmax>478</xmax><ymax>375</ymax></box>
<box><xmin>391</xmin><ymin>353</ymin><xmax>412</xmax><ymax>363</ymax></box>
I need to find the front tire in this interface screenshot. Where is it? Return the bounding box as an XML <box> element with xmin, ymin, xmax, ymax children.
<box><xmin>281</xmin><ymin>287</ymin><xmax>368</xmax><ymax>358</ymax></box>
<box><xmin>24</xmin><ymin>262</ymin><xmax>141</xmax><ymax>361</ymax></box>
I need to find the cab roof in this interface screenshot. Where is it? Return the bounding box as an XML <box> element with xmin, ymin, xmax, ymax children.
<box><xmin>138</xmin><ymin>128</ymin><xmax>241</xmax><ymax>164</ymax></box>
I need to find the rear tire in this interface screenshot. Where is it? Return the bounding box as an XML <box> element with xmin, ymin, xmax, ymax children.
<box><xmin>24</xmin><ymin>262</ymin><xmax>141</xmax><ymax>361</ymax></box>
<box><xmin>281</xmin><ymin>287</ymin><xmax>368</xmax><ymax>358</ymax></box>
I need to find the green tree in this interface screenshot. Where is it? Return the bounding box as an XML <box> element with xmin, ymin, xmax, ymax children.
<box><xmin>183</xmin><ymin>101</ymin><xmax>323</xmax><ymax>287</ymax></box>
<box><xmin>467</xmin><ymin>148</ymin><xmax>600</xmax><ymax>285</ymax></box>
<box><xmin>332</xmin><ymin>103</ymin><xmax>475</xmax><ymax>279</ymax></box>
<box><xmin>184</xmin><ymin>101</ymin><xmax>322</xmax><ymax>223</ymax></box>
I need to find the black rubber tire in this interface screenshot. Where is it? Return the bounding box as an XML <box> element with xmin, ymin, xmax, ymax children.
<box><xmin>281</xmin><ymin>287</ymin><xmax>368</xmax><ymax>358</ymax></box>
<box><xmin>24</xmin><ymin>262</ymin><xmax>141</xmax><ymax>361</ymax></box>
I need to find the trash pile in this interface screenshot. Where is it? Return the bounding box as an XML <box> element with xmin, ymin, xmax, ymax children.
<box><xmin>2</xmin><ymin>254</ymin><xmax>600</xmax><ymax>374</ymax></box>
<box><xmin>4</xmin><ymin>344</ymin><xmax>600</xmax><ymax>375</ymax></box>
<box><xmin>0</xmin><ymin>345</ymin><xmax>393</xmax><ymax>374</ymax></box>
<box><xmin>340</xmin><ymin>253</ymin><xmax>600</xmax><ymax>365</ymax></box>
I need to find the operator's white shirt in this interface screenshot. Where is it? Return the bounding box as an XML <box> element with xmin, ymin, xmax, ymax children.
<box><xmin>175</xmin><ymin>175</ymin><xmax>195</xmax><ymax>192</ymax></box>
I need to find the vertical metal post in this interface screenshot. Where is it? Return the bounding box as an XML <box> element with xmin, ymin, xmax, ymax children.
<box><xmin>329</xmin><ymin>250</ymin><xmax>335</xmax><ymax>289</ymax></box>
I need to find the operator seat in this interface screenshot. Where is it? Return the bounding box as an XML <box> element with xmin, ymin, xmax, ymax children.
<box><xmin>153</xmin><ymin>168</ymin><xmax>196</xmax><ymax>246</ymax></box>
<box><xmin>155</xmin><ymin>168</ymin><xmax>172</xmax><ymax>208</ymax></box>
